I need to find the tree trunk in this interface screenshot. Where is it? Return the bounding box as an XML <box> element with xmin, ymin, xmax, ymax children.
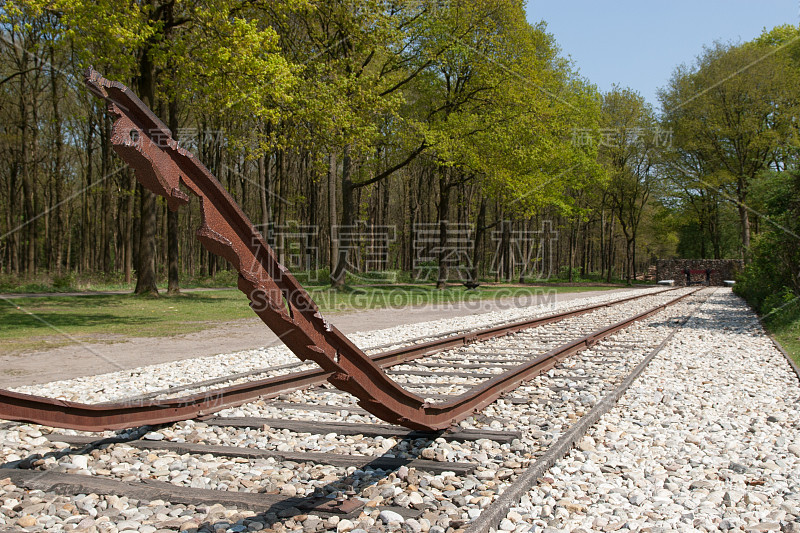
<box><xmin>470</xmin><ymin>197</ymin><xmax>486</xmax><ymax>282</ymax></box>
<box><xmin>101</xmin><ymin>109</ymin><xmax>114</xmax><ymax>272</ymax></box>
<box><xmin>580</xmin><ymin>221</ymin><xmax>589</xmax><ymax>277</ymax></box>
<box><xmin>605</xmin><ymin>216</ymin><xmax>615</xmax><ymax>283</ymax></box>
<box><xmin>626</xmin><ymin>238</ymin><xmax>633</xmax><ymax>286</ymax></box>
<box><xmin>167</xmin><ymin>98</ymin><xmax>180</xmax><ymax>295</ymax></box>
<box><xmin>19</xmin><ymin>71</ymin><xmax>36</xmax><ymax>276</ymax></box>
<box><xmin>568</xmin><ymin>221</ymin><xmax>575</xmax><ymax>282</ymax></box>
<box><xmin>331</xmin><ymin>147</ymin><xmax>352</xmax><ymax>289</ymax></box>
<box><xmin>134</xmin><ymin>39</ymin><xmax>159</xmax><ymax>295</ymax></box>
<box><xmin>436</xmin><ymin>167</ymin><xmax>451</xmax><ymax>289</ymax></box>
<box><xmin>258</xmin><ymin>153</ymin><xmax>269</xmax><ymax>232</ymax></box>
<box><xmin>135</xmin><ymin>183</ymin><xmax>159</xmax><ymax>295</ymax></box>
<box><xmin>7</xmin><ymin>161</ymin><xmax>19</xmax><ymax>274</ymax></box>
<box><xmin>50</xmin><ymin>47</ymin><xmax>65</xmax><ymax>275</ymax></box>
<box><xmin>503</xmin><ymin>220</ymin><xmax>512</xmax><ymax>282</ymax></box>
<box><xmin>327</xmin><ymin>152</ymin><xmax>338</xmax><ymax>274</ymax></box>
<box><xmin>711</xmin><ymin>200</ymin><xmax>722</xmax><ymax>259</ymax></box>
<box><xmin>167</xmin><ymin>209</ymin><xmax>179</xmax><ymax>294</ymax></box>
<box><xmin>81</xmin><ymin>113</ymin><xmax>93</xmax><ymax>273</ymax></box>
<box><xmin>599</xmin><ymin>209</ymin><xmax>606</xmax><ymax>275</ymax></box>
<box><xmin>274</xmin><ymin>150</ymin><xmax>285</xmax><ymax>264</ymax></box>
<box><xmin>518</xmin><ymin>218</ymin><xmax>530</xmax><ymax>284</ymax></box>
<box><xmin>124</xmin><ymin>169</ymin><xmax>134</xmax><ymax>283</ymax></box>
<box><xmin>64</xmin><ymin>208</ymin><xmax>72</xmax><ymax>273</ymax></box>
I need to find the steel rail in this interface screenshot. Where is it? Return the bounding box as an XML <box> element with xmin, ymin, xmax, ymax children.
<box><xmin>0</xmin><ymin>68</ymin><xmax>696</xmax><ymax>431</ymax></box>
<box><xmin>464</xmin><ymin>289</ymin><xmax>713</xmax><ymax>533</ymax></box>
<box><xmin>98</xmin><ymin>287</ymin><xmax>676</xmax><ymax>405</ymax></box>
<box><xmin>0</xmin><ymin>288</ymin><xmax>680</xmax><ymax>431</ymax></box>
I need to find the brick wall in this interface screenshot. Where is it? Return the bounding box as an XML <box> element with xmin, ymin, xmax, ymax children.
<box><xmin>656</xmin><ymin>259</ymin><xmax>743</xmax><ymax>286</ymax></box>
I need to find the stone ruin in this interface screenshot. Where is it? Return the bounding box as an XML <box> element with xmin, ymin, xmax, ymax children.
<box><xmin>656</xmin><ymin>259</ymin><xmax>743</xmax><ymax>287</ymax></box>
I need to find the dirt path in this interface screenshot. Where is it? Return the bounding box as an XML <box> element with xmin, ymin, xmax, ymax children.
<box><xmin>0</xmin><ymin>289</ymin><xmax>628</xmax><ymax>388</ymax></box>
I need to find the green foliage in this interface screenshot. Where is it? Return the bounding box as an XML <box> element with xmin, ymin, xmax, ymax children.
<box><xmin>659</xmin><ymin>36</ymin><xmax>800</xmax><ymax>258</ymax></box>
<box><xmin>770</xmin><ymin>303</ymin><xmax>800</xmax><ymax>366</ymax></box>
<box><xmin>51</xmin><ymin>272</ymin><xmax>76</xmax><ymax>290</ymax></box>
<box><xmin>733</xmin><ymin>171</ymin><xmax>800</xmax><ymax>317</ymax></box>
<box><xmin>7</xmin><ymin>0</ymin><xmax>800</xmax><ymax>297</ymax></box>
<box><xmin>168</xmin><ymin>3</ymin><xmax>297</xmax><ymax>122</ymax></box>
<box><xmin>557</xmin><ymin>265</ymin><xmax>581</xmax><ymax>280</ymax></box>
<box><xmin>596</xmin><ymin>86</ymin><xmax>661</xmax><ymax>282</ymax></box>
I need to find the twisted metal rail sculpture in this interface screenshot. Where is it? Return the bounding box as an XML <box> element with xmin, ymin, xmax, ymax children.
<box><xmin>82</xmin><ymin>68</ymin><xmax>496</xmax><ymax>430</ymax></box>
<box><xmin>0</xmin><ymin>70</ymin><xmax>696</xmax><ymax>432</ymax></box>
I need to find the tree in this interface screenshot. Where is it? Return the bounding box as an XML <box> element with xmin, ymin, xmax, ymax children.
<box><xmin>659</xmin><ymin>39</ymin><xmax>800</xmax><ymax>261</ymax></box>
<box><xmin>600</xmin><ymin>87</ymin><xmax>659</xmax><ymax>284</ymax></box>
<box><xmin>48</xmin><ymin>0</ymin><xmax>297</xmax><ymax>294</ymax></box>
<box><xmin>409</xmin><ymin>2</ymin><xmax>601</xmax><ymax>287</ymax></box>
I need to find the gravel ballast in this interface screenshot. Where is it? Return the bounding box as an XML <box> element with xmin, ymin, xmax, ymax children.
<box><xmin>493</xmin><ymin>289</ymin><xmax>800</xmax><ymax>533</ymax></box>
<box><xmin>9</xmin><ymin>288</ymin><xmax>660</xmax><ymax>404</ymax></box>
<box><xmin>2</xmin><ymin>288</ymin><xmax>798</xmax><ymax>533</ymax></box>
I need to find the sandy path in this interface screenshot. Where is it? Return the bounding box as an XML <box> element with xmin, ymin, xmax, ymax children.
<box><xmin>0</xmin><ymin>289</ymin><xmax>628</xmax><ymax>388</ymax></box>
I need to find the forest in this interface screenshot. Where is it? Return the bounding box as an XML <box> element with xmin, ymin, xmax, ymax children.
<box><xmin>0</xmin><ymin>1</ymin><xmax>797</xmax><ymax>316</ymax></box>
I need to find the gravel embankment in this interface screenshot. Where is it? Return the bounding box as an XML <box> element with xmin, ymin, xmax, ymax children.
<box><xmin>0</xmin><ymin>288</ymin><xmax>700</xmax><ymax>532</ymax></box>
<box><xmin>493</xmin><ymin>289</ymin><xmax>800</xmax><ymax>533</ymax></box>
<box><xmin>11</xmin><ymin>288</ymin><xmax>796</xmax><ymax>533</ymax></box>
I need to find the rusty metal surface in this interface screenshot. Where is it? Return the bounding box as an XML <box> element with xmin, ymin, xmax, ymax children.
<box><xmin>0</xmin><ymin>68</ymin><xmax>699</xmax><ymax>432</ymax></box>
<box><xmin>0</xmin><ymin>287</ymin><xmax>682</xmax><ymax>431</ymax></box>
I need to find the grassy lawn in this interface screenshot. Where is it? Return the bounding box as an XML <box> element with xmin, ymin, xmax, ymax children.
<box><xmin>770</xmin><ymin>318</ymin><xmax>800</xmax><ymax>367</ymax></box>
<box><xmin>758</xmin><ymin>297</ymin><xmax>800</xmax><ymax>367</ymax></box>
<box><xmin>0</xmin><ymin>284</ymin><xmax>616</xmax><ymax>354</ymax></box>
<box><xmin>0</xmin><ymin>268</ymin><xmax>647</xmax><ymax>295</ymax></box>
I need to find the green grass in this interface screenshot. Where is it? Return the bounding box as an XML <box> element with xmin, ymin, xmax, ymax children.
<box><xmin>0</xmin><ymin>268</ymin><xmax>657</xmax><ymax>294</ymax></box>
<box><xmin>773</xmin><ymin>326</ymin><xmax>800</xmax><ymax>366</ymax></box>
<box><xmin>0</xmin><ymin>284</ymin><xmax>614</xmax><ymax>354</ymax></box>
<box><xmin>0</xmin><ymin>270</ymin><xmax>242</xmax><ymax>294</ymax></box>
<box><xmin>763</xmin><ymin>299</ymin><xmax>800</xmax><ymax>367</ymax></box>
<box><xmin>522</xmin><ymin>272</ymin><xmax>656</xmax><ymax>286</ymax></box>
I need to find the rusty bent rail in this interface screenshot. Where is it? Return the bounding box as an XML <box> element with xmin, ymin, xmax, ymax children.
<box><xmin>0</xmin><ymin>287</ymin><xmax>694</xmax><ymax>431</ymax></box>
<box><xmin>0</xmin><ymin>69</ymin><xmax>699</xmax><ymax>431</ymax></box>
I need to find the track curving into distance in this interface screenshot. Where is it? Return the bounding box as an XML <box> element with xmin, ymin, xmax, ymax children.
<box><xmin>0</xmin><ymin>68</ymin><xmax>699</xmax><ymax>432</ymax></box>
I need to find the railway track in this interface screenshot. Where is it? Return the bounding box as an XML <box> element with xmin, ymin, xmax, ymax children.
<box><xmin>0</xmin><ymin>286</ymin><xmax>683</xmax><ymax>431</ymax></box>
<box><xmin>0</xmin><ymin>287</ymin><xmax>712</xmax><ymax>532</ymax></box>
<box><xmin>0</xmin><ymin>71</ymin><xmax>716</xmax><ymax>530</ymax></box>
<box><xmin>42</xmin><ymin>69</ymin><xmax>704</xmax><ymax>433</ymax></box>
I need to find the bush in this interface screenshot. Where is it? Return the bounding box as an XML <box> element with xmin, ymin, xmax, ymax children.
<box><xmin>556</xmin><ymin>266</ymin><xmax>579</xmax><ymax>280</ymax></box>
<box><xmin>52</xmin><ymin>272</ymin><xmax>77</xmax><ymax>290</ymax></box>
<box><xmin>734</xmin><ymin>171</ymin><xmax>800</xmax><ymax>316</ymax></box>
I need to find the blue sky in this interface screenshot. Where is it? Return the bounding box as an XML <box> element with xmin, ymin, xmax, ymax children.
<box><xmin>526</xmin><ymin>0</ymin><xmax>798</xmax><ymax>108</ymax></box>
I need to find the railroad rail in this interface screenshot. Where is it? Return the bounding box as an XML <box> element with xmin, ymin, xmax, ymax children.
<box><xmin>0</xmin><ymin>68</ymin><xmax>701</xmax><ymax>432</ymax></box>
<box><xmin>0</xmin><ymin>287</ymin><xmax>693</xmax><ymax>431</ymax></box>
<box><xmin>0</xmin><ymin>289</ymin><xmax>712</xmax><ymax>529</ymax></box>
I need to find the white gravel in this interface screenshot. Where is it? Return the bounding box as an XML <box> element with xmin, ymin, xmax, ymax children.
<box><xmin>0</xmin><ymin>287</ymin><xmax>687</xmax><ymax>533</ymax></box>
<box><xmin>496</xmin><ymin>289</ymin><xmax>800</xmax><ymax>533</ymax></box>
<box><xmin>9</xmin><ymin>287</ymin><xmax>794</xmax><ymax>533</ymax></box>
